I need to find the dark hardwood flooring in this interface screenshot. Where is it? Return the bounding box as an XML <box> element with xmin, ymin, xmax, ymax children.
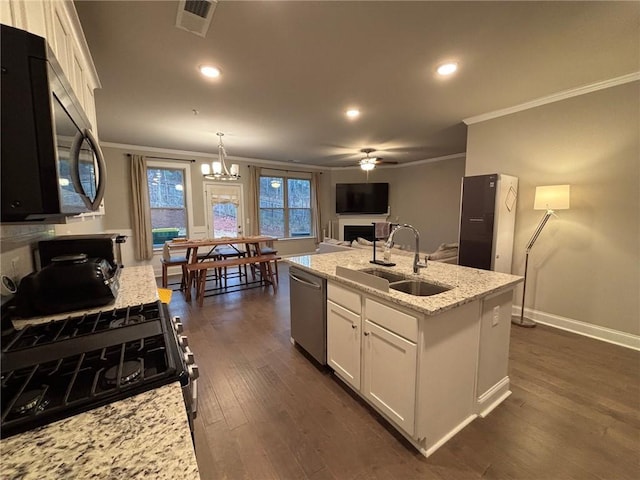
<box><xmin>164</xmin><ymin>263</ymin><xmax>640</xmax><ymax>480</ymax></box>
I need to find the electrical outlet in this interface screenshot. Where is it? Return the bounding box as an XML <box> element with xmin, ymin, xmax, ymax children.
<box><xmin>492</xmin><ymin>305</ymin><xmax>500</xmax><ymax>327</ymax></box>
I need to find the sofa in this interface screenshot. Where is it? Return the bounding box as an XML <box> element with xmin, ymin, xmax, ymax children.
<box><xmin>316</xmin><ymin>237</ymin><xmax>458</xmax><ymax>264</ymax></box>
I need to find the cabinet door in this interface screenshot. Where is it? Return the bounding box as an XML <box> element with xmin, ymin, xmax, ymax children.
<box><xmin>50</xmin><ymin>2</ymin><xmax>71</xmax><ymax>77</ymax></box>
<box><xmin>363</xmin><ymin>319</ymin><xmax>417</xmax><ymax>435</ymax></box>
<box><xmin>327</xmin><ymin>300</ymin><xmax>361</xmax><ymax>390</ymax></box>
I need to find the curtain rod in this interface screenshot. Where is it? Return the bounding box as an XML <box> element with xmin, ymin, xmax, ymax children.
<box><xmin>127</xmin><ymin>153</ymin><xmax>195</xmax><ymax>163</ymax></box>
<box><xmin>253</xmin><ymin>165</ymin><xmax>322</xmax><ymax>174</ymax></box>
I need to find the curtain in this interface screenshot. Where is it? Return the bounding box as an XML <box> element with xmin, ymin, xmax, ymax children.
<box><xmin>248</xmin><ymin>165</ymin><xmax>261</xmax><ymax>235</ymax></box>
<box><xmin>312</xmin><ymin>171</ymin><xmax>322</xmax><ymax>244</ymax></box>
<box><xmin>130</xmin><ymin>154</ymin><xmax>154</xmax><ymax>260</ymax></box>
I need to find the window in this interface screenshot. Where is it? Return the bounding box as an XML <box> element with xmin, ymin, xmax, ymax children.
<box><xmin>147</xmin><ymin>165</ymin><xmax>188</xmax><ymax>247</ymax></box>
<box><xmin>259</xmin><ymin>175</ymin><xmax>312</xmax><ymax>238</ymax></box>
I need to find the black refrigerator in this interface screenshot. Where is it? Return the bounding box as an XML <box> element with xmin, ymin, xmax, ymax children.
<box><xmin>458</xmin><ymin>174</ymin><xmax>518</xmax><ymax>273</ymax></box>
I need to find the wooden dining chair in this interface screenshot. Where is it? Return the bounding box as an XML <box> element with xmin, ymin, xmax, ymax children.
<box><xmin>161</xmin><ymin>242</ymin><xmax>188</xmax><ymax>290</ymax></box>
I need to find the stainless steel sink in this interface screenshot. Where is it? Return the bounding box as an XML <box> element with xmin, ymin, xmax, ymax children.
<box><xmin>359</xmin><ymin>268</ymin><xmax>407</xmax><ymax>283</ymax></box>
<box><xmin>389</xmin><ymin>280</ymin><xmax>451</xmax><ymax>297</ymax></box>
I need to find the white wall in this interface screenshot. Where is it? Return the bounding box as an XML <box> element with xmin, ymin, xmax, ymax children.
<box><xmin>466</xmin><ymin>81</ymin><xmax>639</xmax><ymax>337</ymax></box>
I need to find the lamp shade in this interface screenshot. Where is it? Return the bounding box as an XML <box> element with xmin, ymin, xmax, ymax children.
<box><xmin>534</xmin><ymin>184</ymin><xmax>570</xmax><ymax>211</ymax></box>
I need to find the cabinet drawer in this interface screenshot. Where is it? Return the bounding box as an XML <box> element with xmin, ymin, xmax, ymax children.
<box><xmin>328</xmin><ymin>282</ymin><xmax>361</xmax><ymax>313</ymax></box>
<box><xmin>365</xmin><ymin>298</ymin><xmax>418</xmax><ymax>343</ymax></box>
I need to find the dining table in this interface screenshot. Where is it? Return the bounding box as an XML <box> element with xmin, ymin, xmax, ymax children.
<box><xmin>166</xmin><ymin>235</ymin><xmax>278</xmax><ymax>301</ymax></box>
<box><xmin>168</xmin><ymin>235</ymin><xmax>275</xmax><ymax>261</ymax></box>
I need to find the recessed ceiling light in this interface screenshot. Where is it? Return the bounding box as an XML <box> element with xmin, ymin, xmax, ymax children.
<box><xmin>437</xmin><ymin>62</ymin><xmax>458</xmax><ymax>76</ymax></box>
<box><xmin>345</xmin><ymin>109</ymin><xmax>360</xmax><ymax>119</ymax></box>
<box><xmin>199</xmin><ymin>65</ymin><xmax>221</xmax><ymax>78</ymax></box>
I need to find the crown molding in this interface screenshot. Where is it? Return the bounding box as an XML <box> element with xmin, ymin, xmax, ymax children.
<box><xmin>100</xmin><ymin>141</ymin><xmax>328</xmax><ymax>171</ymax></box>
<box><xmin>463</xmin><ymin>72</ymin><xmax>640</xmax><ymax>125</ymax></box>
<box><xmin>101</xmin><ymin>141</ymin><xmax>465</xmax><ymax>171</ymax></box>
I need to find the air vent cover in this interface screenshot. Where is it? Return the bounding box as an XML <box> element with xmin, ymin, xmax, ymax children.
<box><xmin>184</xmin><ymin>0</ymin><xmax>211</xmax><ymax>18</ymax></box>
<box><xmin>176</xmin><ymin>0</ymin><xmax>217</xmax><ymax>37</ymax></box>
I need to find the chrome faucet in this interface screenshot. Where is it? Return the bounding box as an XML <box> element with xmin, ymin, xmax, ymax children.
<box><xmin>385</xmin><ymin>224</ymin><xmax>428</xmax><ymax>274</ymax></box>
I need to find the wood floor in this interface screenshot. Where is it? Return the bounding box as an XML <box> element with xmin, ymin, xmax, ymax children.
<box><xmin>165</xmin><ymin>263</ymin><xmax>640</xmax><ymax>480</ymax></box>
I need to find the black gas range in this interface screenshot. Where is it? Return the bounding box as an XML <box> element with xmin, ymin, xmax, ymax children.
<box><xmin>0</xmin><ymin>301</ymin><xmax>198</xmax><ymax>439</ymax></box>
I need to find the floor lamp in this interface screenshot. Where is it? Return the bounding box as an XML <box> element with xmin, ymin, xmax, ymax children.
<box><xmin>512</xmin><ymin>184</ymin><xmax>571</xmax><ymax>328</ymax></box>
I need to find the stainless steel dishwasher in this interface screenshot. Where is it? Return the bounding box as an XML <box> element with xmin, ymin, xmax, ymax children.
<box><xmin>289</xmin><ymin>266</ymin><xmax>327</xmax><ymax>364</ymax></box>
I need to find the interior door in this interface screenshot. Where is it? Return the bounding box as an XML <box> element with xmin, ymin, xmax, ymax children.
<box><xmin>204</xmin><ymin>183</ymin><xmax>245</xmax><ymax>238</ymax></box>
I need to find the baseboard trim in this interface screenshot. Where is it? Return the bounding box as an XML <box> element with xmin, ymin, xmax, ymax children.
<box><xmin>476</xmin><ymin>377</ymin><xmax>511</xmax><ymax>418</ymax></box>
<box><xmin>424</xmin><ymin>414</ymin><xmax>477</xmax><ymax>458</ymax></box>
<box><xmin>512</xmin><ymin>306</ymin><xmax>640</xmax><ymax>351</ymax></box>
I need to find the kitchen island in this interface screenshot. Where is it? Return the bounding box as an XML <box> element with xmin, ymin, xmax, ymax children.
<box><xmin>1</xmin><ymin>266</ymin><xmax>200</xmax><ymax>479</ymax></box>
<box><xmin>286</xmin><ymin>249</ymin><xmax>523</xmax><ymax>458</ymax></box>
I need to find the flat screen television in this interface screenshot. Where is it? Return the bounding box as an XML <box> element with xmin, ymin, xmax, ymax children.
<box><xmin>336</xmin><ymin>183</ymin><xmax>389</xmax><ymax>214</ymax></box>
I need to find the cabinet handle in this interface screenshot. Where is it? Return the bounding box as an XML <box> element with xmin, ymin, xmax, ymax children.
<box><xmin>363</xmin><ymin>331</ymin><xmax>370</xmax><ymax>336</ymax></box>
<box><xmin>351</xmin><ymin>324</ymin><xmax>357</xmax><ymax>329</ymax></box>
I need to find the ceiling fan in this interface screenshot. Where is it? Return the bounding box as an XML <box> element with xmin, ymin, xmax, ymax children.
<box><xmin>359</xmin><ymin>148</ymin><xmax>398</xmax><ymax>170</ymax></box>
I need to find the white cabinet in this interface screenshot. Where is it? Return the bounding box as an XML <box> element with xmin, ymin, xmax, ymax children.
<box><xmin>327</xmin><ymin>300</ymin><xmax>361</xmax><ymax>390</ymax></box>
<box><xmin>1</xmin><ymin>0</ymin><xmax>100</xmax><ymax>133</ymax></box>
<box><xmin>327</xmin><ymin>282</ymin><xmax>418</xmax><ymax>436</ymax></box>
<box><xmin>363</xmin><ymin>319</ymin><xmax>417</xmax><ymax>435</ymax></box>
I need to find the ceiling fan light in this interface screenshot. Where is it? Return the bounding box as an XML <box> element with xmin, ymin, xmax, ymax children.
<box><xmin>360</xmin><ymin>159</ymin><xmax>375</xmax><ymax>171</ymax></box>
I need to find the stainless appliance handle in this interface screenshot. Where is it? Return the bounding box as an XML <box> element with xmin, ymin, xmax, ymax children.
<box><xmin>85</xmin><ymin>128</ymin><xmax>107</xmax><ymax>211</ymax></box>
<box><xmin>289</xmin><ymin>272</ymin><xmax>321</xmax><ymax>290</ymax></box>
<box><xmin>69</xmin><ymin>128</ymin><xmax>107</xmax><ymax>211</ymax></box>
<box><xmin>191</xmin><ymin>378</ymin><xmax>198</xmax><ymax>419</ymax></box>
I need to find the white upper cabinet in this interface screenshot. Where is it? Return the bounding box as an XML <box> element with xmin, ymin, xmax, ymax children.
<box><xmin>1</xmin><ymin>0</ymin><xmax>101</xmax><ymax>134</ymax></box>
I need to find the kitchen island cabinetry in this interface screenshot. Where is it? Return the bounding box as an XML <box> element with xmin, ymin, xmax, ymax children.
<box><xmin>287</xmin><ymin>249</ymin><xmax>522</xmax><ymax>457</ymax></box>
<box><xmin>362</xmin><ymin>313</ymin><xmax>417</xmax><ymax>436</ymax></box>
<box><xmin>327</xmin><ymin>282</ymin><xmax>362</xmax><ymax>390</ymax></box>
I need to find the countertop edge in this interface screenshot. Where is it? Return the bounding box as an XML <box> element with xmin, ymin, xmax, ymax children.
<box><xmin>285</xmin><ymin>252</ymin><xmax>523</xmax><ymax>316</ymax></box>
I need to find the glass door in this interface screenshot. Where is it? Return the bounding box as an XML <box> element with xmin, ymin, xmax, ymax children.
<box><xmin>204</xmin><ymin>183</ymin><xmax>245</xmax><ymax>238</ymax></box>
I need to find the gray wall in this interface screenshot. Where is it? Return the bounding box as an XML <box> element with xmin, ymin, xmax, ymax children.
<box><xmin>328</xmin><ymin>158</ymin><xmax>465</xmax><ymax>253</ymax></box>
<box><xmin>466</xmin><ymin>81</ymin><xmax>639</xmax><ymax>336</ymax></box>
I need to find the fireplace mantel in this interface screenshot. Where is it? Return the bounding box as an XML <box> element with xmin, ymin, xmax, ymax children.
<box><xmin>337</xmin><ymin>214</ymin><xmax>389</xmax><ymax>241</ymax></box>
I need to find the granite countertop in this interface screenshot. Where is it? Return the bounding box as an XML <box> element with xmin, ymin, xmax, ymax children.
<box><xmin>2</xmin><ymin>266</ymin><xmax>200</xmax><ymax>479</ymax></box>
<box><xmin>0</xmin><ymin>383</ymin><xmax>199</xmax><ymax>480</ymax></box>
<box><xmin>286</xmin><ymin>249</ymin><xmax>523</xmax><ymax>316</ymax></box>
<box><xmin>12</xmin><ymin>265</ymin><xmax>159</xmax><ymax>328</ymax></box>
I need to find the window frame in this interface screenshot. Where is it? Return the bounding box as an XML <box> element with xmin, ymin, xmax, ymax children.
<box><xmin>258</xmin><ymin>173</ymin><xmax>314</xmax><ymax>239</ymax></box>
<box><xmin>146</xmin><ymin>160</ymin><xmax>194</xmax><ymax>250</ymax></box>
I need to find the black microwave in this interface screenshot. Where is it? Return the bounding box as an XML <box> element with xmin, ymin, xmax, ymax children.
<box><xmin>1</xmin><ymin>24</ymin><xmax>106</xmax><ymax>223</ymax></box>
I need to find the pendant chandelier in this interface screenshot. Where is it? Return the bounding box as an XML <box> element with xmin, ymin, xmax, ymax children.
<box><xmin>201</xmin><ymin>132</ymin><xmax>241</xmax><ymax>181</ymax></box>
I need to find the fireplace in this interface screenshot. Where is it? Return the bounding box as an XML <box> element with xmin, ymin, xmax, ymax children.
<box><xmin>343</xmin><ymin>225</ymin><xmax>375</xmax><ymax>243</ymax></box>
<box><xmin>336</xmin><ymin>214</ymin><xmax>389</xmax><ymax>241</ymax></box>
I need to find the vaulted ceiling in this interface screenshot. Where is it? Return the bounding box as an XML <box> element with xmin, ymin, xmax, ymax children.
<box><xmin>75</xmin><ymin>1</ymin><xmax>639</xmax><ymax>168</ymax></box>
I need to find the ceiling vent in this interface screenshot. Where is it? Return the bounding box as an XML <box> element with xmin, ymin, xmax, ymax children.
<box><xmin>176</xmin><ymin>0</ymin><xmax>217</xmax><ymax>38</ymax></box>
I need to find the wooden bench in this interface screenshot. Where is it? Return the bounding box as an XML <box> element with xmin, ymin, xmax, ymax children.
<box><xmin>185</xmin><ymin>254</ymin><xmax>281</xmax><ymax>306</ymax></box>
